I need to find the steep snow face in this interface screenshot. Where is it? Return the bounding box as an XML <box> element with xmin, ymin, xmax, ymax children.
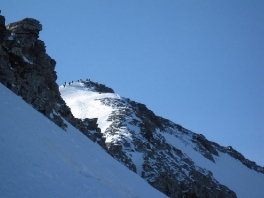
<box><xmin>60</xmin><ymin>82</ymin><xmax>120</xmax><ymax>132</ymax></box>
<box><xmin>60</xmin><ymin>81</ymin><xmax>264</xmax><ymax>198</ymax></box>
<box><xmin>0</xmin><ymin>83</ymin><xmax>166</xmax><ymax>198</ymax></box>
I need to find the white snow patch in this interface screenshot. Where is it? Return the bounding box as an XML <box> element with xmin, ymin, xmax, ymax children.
<box><xmin>49</xmin><ymin>112</ymin><xmax>54</xmax><ymax>118</ymax></box>
<box><xmin>8</xmin><ymin>36</ymin><xmax>14</xmax><ymax>40</ymax></box>
<box><xmin>129</xmin><ymin>152</ymin><xmax>144</xmax><ymax>176</ymax></box>
<box><xmin>60</xmin><ymin>82</ymin><xmax>119</xmax><ymax>133</ymax></box>
<box><xmin>23</xmin><ymin>56</ymin><xmax>33</xmax><ymax>64</ymax></box>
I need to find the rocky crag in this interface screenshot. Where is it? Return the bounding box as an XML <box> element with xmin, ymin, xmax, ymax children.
<box><xmin>0</xmin><ymin>15</ymin><xmax>103</xmax><ymax>141</ymax></box>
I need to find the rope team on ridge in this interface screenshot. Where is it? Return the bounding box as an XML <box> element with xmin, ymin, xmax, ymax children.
<box><xmin>63</xmin><ymin>79</ymin><xmax>90</xmax><ymax>87</ymax></box>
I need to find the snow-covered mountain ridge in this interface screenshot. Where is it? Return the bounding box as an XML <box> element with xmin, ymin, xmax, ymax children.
<box><xmin>60</xmin><ymin>80</ymin><xmax>264</xmax><ymax>198</ymax></box>
<box><xmin>1</xmin><ymin>15</ymin><xmax>264</xmax><ymax>198</ymax></box>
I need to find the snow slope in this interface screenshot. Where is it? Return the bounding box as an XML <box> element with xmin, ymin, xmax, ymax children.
<box><xmin>60</xmin><ymin>81</ymin><xmax>264</xmax><ymax>198</ymax></box>
<box><xmin>60</xmin><ymin>82</ymin><xmax>120</xmax><ymax>132</ymax></box>
<box><xmin>0</xmin><ymin>83</ymin><xmax>166</xmax><ymax>198</ymax></box>
<box><xmin>163</xmin><ymin>133</ymin><xmax>264</xmax><ymax>198</ymax></box>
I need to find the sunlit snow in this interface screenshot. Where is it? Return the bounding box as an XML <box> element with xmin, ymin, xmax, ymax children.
<box><xmin>60</xmin><ymin>82</ymin><xmax>119</xmax><ymax>132</ymax></box>
<box><xmin>22</xmin><ymin>56</ymin><xmax>33</xmax><ymax>64</ymax></box>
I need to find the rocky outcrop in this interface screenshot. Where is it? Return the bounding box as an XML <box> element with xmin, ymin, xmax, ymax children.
<box><xmin>0</xmin><ymin>16</ymin><xmax>100</xmax><ymax>139</ymax></box>
<box><xmin>93</xmin><ymin>95</ymin><xmax>238</xmax><ymax>198</ymax></box>
<box><xmin>87</xmin><ymin>88</ymin><xmax>263</xmax><ymax>197</ymax></box>
<box><xmin>191</xmin><ymin>133</ymin><xmax>219</xmax><ymax>163</ymax></box>
<box><xmin>83</xmin><ymin>80</ymin><xmax>114</xmax><ymax>93</ymax></box>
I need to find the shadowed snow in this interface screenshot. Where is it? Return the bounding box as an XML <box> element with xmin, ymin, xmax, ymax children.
<box><xmin>0</xmin><ymin>83</ymin><xmax>166</xmax><ymax>198</ymax></box>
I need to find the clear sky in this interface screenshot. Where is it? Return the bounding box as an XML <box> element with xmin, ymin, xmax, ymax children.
<box><xmin>2</xmin><ymin>1</ymin><xmax>264</xmax><ymax>166</ymax></box>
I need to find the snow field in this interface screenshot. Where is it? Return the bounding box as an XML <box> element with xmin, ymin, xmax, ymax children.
<box><xmin>0</xmin><ymin>83</ymin><xmax>166</xmax><ymax>198</ymax></box>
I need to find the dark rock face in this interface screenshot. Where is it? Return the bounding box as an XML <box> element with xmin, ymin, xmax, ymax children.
<box><xmin>0</xmin><ymin>16</ymin><xmax>100</xmax><ymax>139</ymax></box>
<box><xmin>94</xmin><ymin>96</ymin><xmax>238</xmax><ymax>198</ymax></box>
<box><xmin>191</xmin><ymin>133</ymin><xmax>219</xmax><ymax>163</ymax></box>
<box><xmin>91</xmin><ymin>91</ymin><xmax>263</xmax><ymax>197</ymax></box>
<box><xmin>100</xmin><ymin>94</ymin><xmax>264</xmax><ymax>197</ymax></box>
<box><xmin>83</xmin><ymin>80</ymin><xmax>114</xmax><ymax>93</ymax></box>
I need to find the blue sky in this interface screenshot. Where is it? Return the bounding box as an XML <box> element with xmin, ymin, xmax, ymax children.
<box><xmin>2</xmin><ymin>1</ymin><xmax>264</xmax><ymax>166</ymax></box>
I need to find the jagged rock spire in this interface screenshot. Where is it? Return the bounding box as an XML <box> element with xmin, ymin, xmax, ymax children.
<box><xmin>6</xmin><ymin>18</ymin><xmax>42</xmax><ymax>35</ymax></box>
<box><xmin>0</xmin><ymin>15</ymin><xmax>99</xmax><ymax>138</ymax></box>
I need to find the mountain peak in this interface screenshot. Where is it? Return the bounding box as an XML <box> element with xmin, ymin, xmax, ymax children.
<box><xmin>61</xmin><ymin>79</ymin><xmax>115</xmax><ymax>94</ymax></box>
<box><xmin>61</xmin><ymin>79</ymin><xmax>264</xmax><ymax>197</ymax></box>
<box><xmin>1</xmin><ymin>15</ymin><xmax>264</xmax><ymax>198</ymax></box>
